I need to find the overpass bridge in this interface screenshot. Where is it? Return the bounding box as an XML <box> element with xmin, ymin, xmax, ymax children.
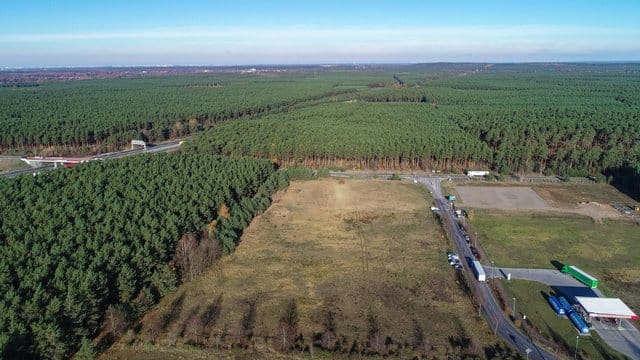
<box><xmin>21</xmin><ymin>156</ymin><xmax>92</xmax><ymax>168</ymax></box>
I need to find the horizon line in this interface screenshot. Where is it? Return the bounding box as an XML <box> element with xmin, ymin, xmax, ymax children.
<box><xmin>4</xmin><ymin>60</ymin><xmax>640</xmax><ymax>71</ymax></box>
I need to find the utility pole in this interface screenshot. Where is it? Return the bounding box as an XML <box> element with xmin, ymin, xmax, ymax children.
<box><xmin>491</xmin><ymin>260</ymin><xmax>495</xmax><ymax>279</ymax></box>
<box><xmin>574</xmin><ymin>335</ymin><xmax>580</xmax><ymax>359</ymax></box>
<box><xmin>512</xmin><ymin>297</ymin><xmax>517</xmax><ymax>319</ymax></box>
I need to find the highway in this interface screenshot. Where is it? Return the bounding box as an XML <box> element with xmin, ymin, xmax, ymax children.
<box><xmin>0</xmin><ymin>140</ymin><xmax>182</xmax><ymax>178</ymax></box>
<box><xmin>330</xmin><ymin>172</ymin><xmax>556</xmax><ymax>359</ymax></box>
<box><xmin>1</xmin><ymin>165</ymin><xmax>54</xmax><ymax>178</ymax></box>
<box><xmin>0</xmin><ymin>155</ymin><xmax>24</xmax><ymax>161</ymax></box>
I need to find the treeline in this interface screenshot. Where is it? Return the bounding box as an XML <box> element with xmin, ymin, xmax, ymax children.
<box><xmin>0</xmin><ymin>73</ymin><xmax>362</xmax><ymax>152</ymax></box>
<box><xmin>0</xmin><ymin>154</ymin><xmax>288</xmax><ymax>358</ymax></box>
<box><xmin>184</xmin><ymin>102</ymin><xmax>492</xmax><ymax>170</ymax></box>
<box><xmin>356</xmin><ymin>87</ymin><xmax>428</xmax><ymax>103</ymax></box>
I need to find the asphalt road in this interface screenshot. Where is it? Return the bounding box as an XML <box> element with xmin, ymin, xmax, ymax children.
<box><xmin>415</xmin><ymin>176</ymin><xmax>556</xmax><ymax>360</ymax></box>
<box><xmin>485</xmin><ymin>267</ymin><xmax>588</xmax><ymax>288</ymax></box>
<box><xmin>0</xmin><ymin>165</ymin><xmax>54</xmax><ymax>178</ymax></box>
<box><xmin>0</xmin><ymin>140</ymin><xmax>183</xmax><ymax>178</ymax></box>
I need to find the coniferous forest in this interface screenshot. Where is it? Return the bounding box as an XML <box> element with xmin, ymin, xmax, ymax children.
<box><xmin>1</xmin><ymin>63</ymin><xmax>640</xmax><ymax>358</ymax></box>
<box><xmin>0</xmin><ymin>154</ymin><xmax>286</xmax><ymax>358</ymax></box>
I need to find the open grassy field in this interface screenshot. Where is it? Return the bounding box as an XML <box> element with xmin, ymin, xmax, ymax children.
<box><xmin>0</xmin><ymin>159</ymin><xmax>28</xmax><ymax>172</ymax></box>
<box><xmin>103</xmin><ymin>179</ymin><xmax>508</xmax><ymax>359</ymax></box>
<box><xmin>530</xmin><ymin>183</ymin><xmax>638</xmax><ymax>209</ymax></box>
<box><xmin>502</xmin><ymin>280</ymin><xmax>626</xmax><ymax>360</ymax></box>
<box><xmin>472</xmin><ymin>211</ymin><xmax>640</xmax><ymax>323</ymax></box>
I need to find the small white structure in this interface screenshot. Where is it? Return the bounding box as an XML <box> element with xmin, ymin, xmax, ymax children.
<box><xmin>467</xmin><ymin>170</ymin><xmax>490</xmax><ymax>177</ymax></box>
<box><xmin>131</xmin><ymin>140</ymin><xmax>147</xmax><ymax>150</ymax></box>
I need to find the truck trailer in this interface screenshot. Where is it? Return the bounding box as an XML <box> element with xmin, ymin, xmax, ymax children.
<box><xmin>472</xmin><ymin>261</ymin><xmax>486</xmax><ymax>281</ymax></box>
<box><xmin>467</xmin><ymin>171</ymin><xmax>490</xmax><ymax>177</ymax></box>
<box><xmin>547</xmin><ymin>295</ymin><xmax>566</xmax><ymax>316</ymax></box>
<box><xmin>562</xmin><ymin>265</ymin><xmax>598</xmax><ymax>288</ymax></box>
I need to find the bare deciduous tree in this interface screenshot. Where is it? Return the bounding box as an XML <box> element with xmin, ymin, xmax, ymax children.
<box><xmin>103</xmin><ymin>305</ymin><xmax>127</xmax><ymax>342</ymax></box>
<box><xmin>144</xmin><ymin>314</ymin><xmax>163</xmax><ymax>344</ymax></box>
<box><xmin>277</xmin><ymin>298</ymin><xmax>299</xmax><ymax>351</ymax></box>
<box><xmin>175</xmin><ymin>233</ymin><xmax>198</xmax><ymax>282</ymax></box>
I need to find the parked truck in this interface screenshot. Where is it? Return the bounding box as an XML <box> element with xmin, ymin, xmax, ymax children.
<box><xmin>568</xmin><ymin>311</ymin><xmax>590</xmax><ymax>334</ymax></box>
<box><xmin>467</xmin><ymin>170</ymin><xmax>490</xmax><ymax>177</ymax></box>
<box><xmin>561</xmin><ymin>265</ymin><xmax>598</xmax><ymax>288</ymax></box>
<box><xmin>547</xmin><ymin>295</ymin><xmax>566</xmax><ymax>316</ymax></box>
<box><xmin>472</xmin><ymin>260</ymin><xmax>486</xmax><ymax>281</ymax></box>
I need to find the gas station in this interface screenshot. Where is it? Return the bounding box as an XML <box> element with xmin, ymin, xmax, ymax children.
<box><xmin>574</xmin><ymin>296</ymin><xmax>638</xmax><ymax>327</ymax></box>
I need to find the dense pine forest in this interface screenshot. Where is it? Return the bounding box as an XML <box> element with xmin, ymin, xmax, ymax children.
<box><xmin>0</xmin><ymin>72</ymin><xmax>380</xmax><ymax>152</ymax></box>
<box><xmin>184</xmin><ymin>102</ymin><xmax>492</xmax><ymax>169</ymax></box>
<box><xmin>0</xmin><ymin>154</ymin><xmax>287</xmax><ymax>358</ymax></box>
<box><xmin>186</xmin><ymin>68</ymin><xmax>640</xmax><ymax>196</ymax></box>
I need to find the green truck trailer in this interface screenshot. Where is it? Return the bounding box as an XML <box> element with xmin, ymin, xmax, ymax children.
<box><xmin>562</xmin><ymin>265</ymin><xmax>598</xmax><ymax>288</ymax></box>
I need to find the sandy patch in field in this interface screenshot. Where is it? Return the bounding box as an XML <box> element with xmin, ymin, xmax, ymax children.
<box><xmin>456</xmin><ymin>185</ymin><xmax>627</xmax><ymax>221</ymax></box>
<box><xmin>455</xmin><ymin>186</ymin><xmax>550</xmax><ymax>210</ymax></box>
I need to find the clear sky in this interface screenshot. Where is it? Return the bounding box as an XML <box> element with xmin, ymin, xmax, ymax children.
<box><xmin>1</xmin><ymin>0</ymin><xmax>639</xmax><ymax>67</ymax></box>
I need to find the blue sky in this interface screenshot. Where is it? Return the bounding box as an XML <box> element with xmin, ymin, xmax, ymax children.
<box><xmin>1</xmin><ymin>0</ymin><xmax>639</xmax><ymax>67</ymax></box>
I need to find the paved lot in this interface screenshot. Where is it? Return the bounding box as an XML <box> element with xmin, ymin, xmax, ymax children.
<box><xmin>455</xmin><ymin>186</ymin><xmax>550</xmax><ymax>210</ymax></box>
<box><xmin>591</xmin><ymin>320</ymin><xmax>640</xmax><ymax>359</ymax></box>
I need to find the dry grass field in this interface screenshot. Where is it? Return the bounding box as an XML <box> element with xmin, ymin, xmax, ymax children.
<box><xmin>0</xmin><ymin>159</ymin><xmax>28</xmax><ymax>172</ymax></box>
<box><xmin>102</xmin><ymin>179</ymin><xmax>507</xmax><ymax>359</ymax></box>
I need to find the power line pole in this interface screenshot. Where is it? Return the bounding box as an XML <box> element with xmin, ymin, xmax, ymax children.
<box><xmin>491</xmin><ymin>260</ymin><xmax>495</xmax><ymax>279</ymax></box>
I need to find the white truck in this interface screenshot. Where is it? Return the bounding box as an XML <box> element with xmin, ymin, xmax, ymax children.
<box><xmin>472</xmin><ymin>260</ymin><xmax>486</xmax><ymax>281</ymax></box>
<box><xmin>467</xmin><ymin>170</ymin><xmax>490</xmax><ymax>177</ymax></box>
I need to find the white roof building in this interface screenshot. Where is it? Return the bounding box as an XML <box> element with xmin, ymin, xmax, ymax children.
<box><xmin>575</xmin><ymin>296</ymin><xmax>638</xmax><ymax>320</ymax></box>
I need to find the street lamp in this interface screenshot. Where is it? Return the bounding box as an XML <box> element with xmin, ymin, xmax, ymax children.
<box><xmin>512</xmin><ymin>297</ymin><xmax>517</xmax><ymax>319</ymax></box>
<box><xmin>525</xmin><ymin>348</ymin><xmax>531</xmax><ymax>360</ymax></box>
<box><xmin>574</xmin><ymin>335</ymin><xmax>580</xmax><ymax>359</ymax></box>
<box><xmin>491</xmin><ymin>260</ymin><xmax>495</xmax><ymax>279</ymax></box>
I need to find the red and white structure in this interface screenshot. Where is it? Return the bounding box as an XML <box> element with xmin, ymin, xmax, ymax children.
<box><xmin>21</xmin><ymin>156</ymin><xmax>91</xmax><ymax>168</ymax></box>
<box><xmin>575</xmin><ymin>296</ymin><xmax>638</xmax><ymax>326</ymax></box>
